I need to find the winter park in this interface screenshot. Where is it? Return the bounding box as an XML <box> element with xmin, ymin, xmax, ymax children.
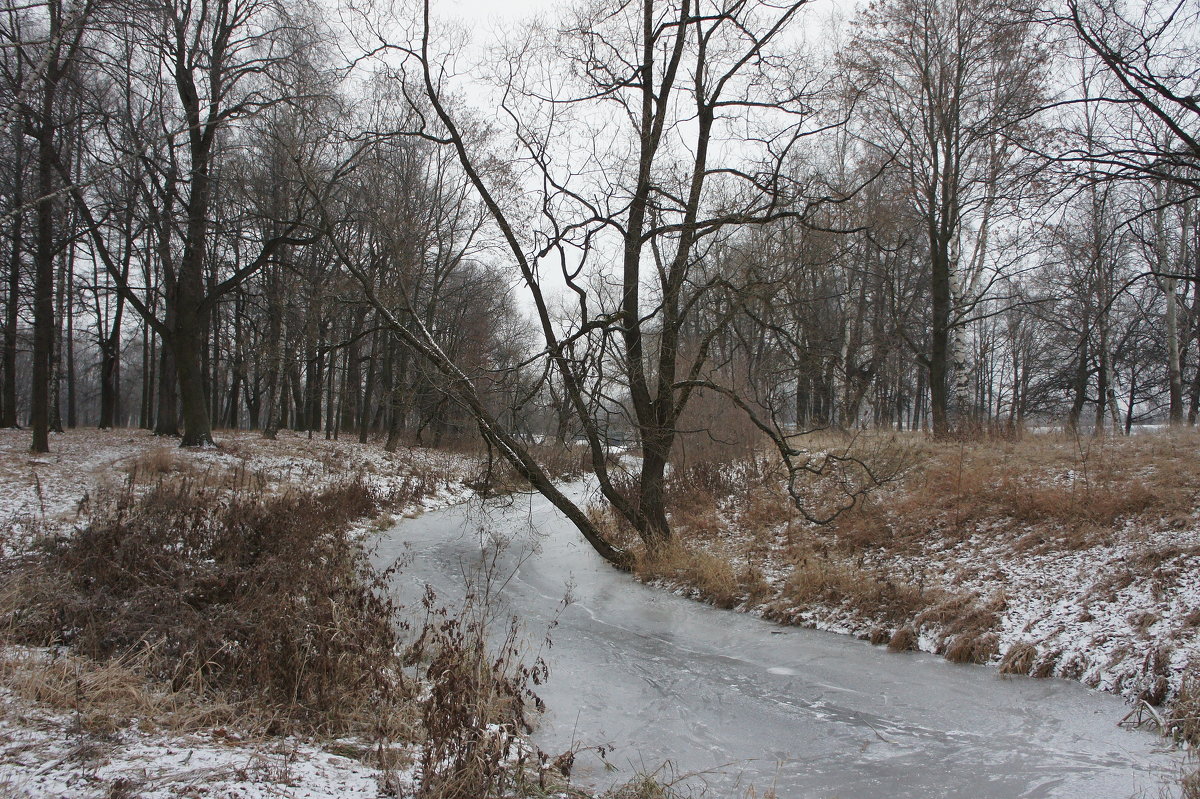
<box><xmin>1</xmin><ymin>0</ymin><xmax>1199</xmax><ymax>795</ymax></box>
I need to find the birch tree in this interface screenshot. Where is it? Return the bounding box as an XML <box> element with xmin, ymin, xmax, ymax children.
<box><xmin>843</xmin><ymin>0</ymin><xmax>1045</xmax><ymax>435</ymax></box>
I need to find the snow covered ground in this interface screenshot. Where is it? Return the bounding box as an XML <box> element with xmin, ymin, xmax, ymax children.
<box><xmin>762</xmin><ymin>518</ymin><xmax>1200</xmax><ymax>704</ymax></box>
<box><xmin>0</xmin><ymin>427</ymin><xmax>473</xmax><ymax>526</ymax></box>
<box><xmin>0</xmin><ymin>693</ymin><xmax>397</xmax><ymax>798</ymax></box>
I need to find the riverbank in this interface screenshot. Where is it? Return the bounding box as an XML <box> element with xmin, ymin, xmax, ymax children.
<box><xmin>1</xmin><ymin>427</ymin><xmax>1194</xmax><ymax>796</ymax></box>
<box><xmin>0</xmin><ymin>429</ymin><xmax>456</xmax><ymax>798</ymax></box>
<box><xmin>614</xmin><ymin>430</ymin><xmax>1200</xmax><ymax>748</ymax></box>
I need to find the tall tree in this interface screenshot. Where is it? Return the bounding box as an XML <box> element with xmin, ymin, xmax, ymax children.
<box><xmin>844</xmin><ymin>0</ymin><xmax>1046</xmax><ymax>434</ymax></box>
<box><xmin>333</xmin><ymin>0</ymin><xmax>885</xmax><ymax>566</ymax></box>
<box><xmin>64</xmin><ymin>0</ymin><xmax>323</xmax><ymax>445</ymax></box>
<box><xmin>14</xmin><ymin>0</ymin><xmax>94</xmax><ymax>452</ymax></box>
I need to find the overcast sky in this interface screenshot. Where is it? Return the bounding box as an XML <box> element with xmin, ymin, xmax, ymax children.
<box><xmin>437</xmin><ymin>0</ymin><xmax>844</xmax><ymax>45</ymax></box>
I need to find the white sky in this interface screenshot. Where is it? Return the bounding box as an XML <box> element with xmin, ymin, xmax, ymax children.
<box><xmin>440</xmin><ymin>0</ymin><xmax>563</xmax><ymax>25</ymax></box>
<box><xmin>437</xmin><ymin>0</ymin><xmax>845</xmax><ymax>46</ymax></box>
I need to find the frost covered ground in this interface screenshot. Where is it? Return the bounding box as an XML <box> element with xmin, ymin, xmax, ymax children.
<box><xmin>0</xmin><ymin>427</ymin><xmax>472</xmax><ymax>527</ymax></box>
<box><xmin>0</xmin><ymin>428</ymin><xmax>475</xmax><ymax>799</ymax></box>
<box><xmin>0</xmin><ymin>691</ymin><xmax>392</xmax><ymax>798</ymax></box>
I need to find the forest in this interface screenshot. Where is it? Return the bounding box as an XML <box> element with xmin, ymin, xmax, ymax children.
<box><xmin>2</xmin><ymin>0</ymin><xmax>1199</xmax><ymax>546</ymax></box>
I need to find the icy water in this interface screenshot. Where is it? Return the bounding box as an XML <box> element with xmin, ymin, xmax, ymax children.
<box><xmin>375</xmin><ymin>488</ymin><xmax>1184</xmax><ymax>798</ymax></box>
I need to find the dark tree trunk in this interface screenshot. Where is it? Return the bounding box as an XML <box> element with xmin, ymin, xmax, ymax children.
<box><xmin>1067</xmin><ymin>335</ymin><xmax>1089</xmax><ymax>433</ymax></box>
<box><xmin>155</xmin><ymin>341</ymin><xmax>179</xmax><ymax>436</ymax></box>
<box><xmin>141</xmin><ymin>321</ymin><xmax>155</xmax><ymax>429</ymax></box>
<box><xmin>30</xmin><ymin>89</ymin><xmax>58</xmax><ymax>453</ymax></box>
<box><xmin>928</xmin><ymin>243</ymin><xmax>952</xmax><ymax>438</ymax></box>
<box><xmin>384</xmin><ymin>339</ymin><xmax>408</xmax><ymax>452</ymax></box>
<box><xmin>2</xmin><ymin>143</ymin><xmax>19</xmax><ymax>429</ymax></box>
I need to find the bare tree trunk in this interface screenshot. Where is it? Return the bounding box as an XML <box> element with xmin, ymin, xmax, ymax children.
<box><xmin>30</xmin><ymin>82</ymin><xmax>57</xmax><ymax>453</ymax></box>
<box><xmin>1164</xmin><ymin>276</ymin><xmax>1183</xmax><ymax>425</ymax></box>
<box><xmin>2</xmin><ymin>124</ymin><xmax>20</xmax><ymax>429</ymax></box>
<box><xmin>154</xmin><ymin>339</ymin><xmax>179</xmax><ymax>436</ymax></box>
<box><xmin>1067</xmin><ymin>334</ymin><xmax>1089</xmax><ymax>433</ymax></box>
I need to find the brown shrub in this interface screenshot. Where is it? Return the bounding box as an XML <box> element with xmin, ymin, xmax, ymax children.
<box><xmin>408</xmin><ymin>580</ymin><xmax>548</xmax><ymax>799</ymax></box>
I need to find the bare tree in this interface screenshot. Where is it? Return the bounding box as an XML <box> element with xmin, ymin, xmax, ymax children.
<box><xmin>10</xmin><ymin>0</ymin><xmax>94</xmax><ymax>452</ymax></box>
<box><xmin>1058</xmin><ymin>0</ymin><xmax>1200</xmax><ymax>196</ymax></box>
<box><xmin>843</xmin><ymin>0</ymin><xmax>1046</xmax><ymax>435</ymax></box>
<box><xmin>326</xmin><ymin>0</ymin><xmax>889</xmax><ymax>567</ymax></box>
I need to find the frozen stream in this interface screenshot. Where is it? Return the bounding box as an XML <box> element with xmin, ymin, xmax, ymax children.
<box><xmin>375</xmin><ymin>487</ymin><xmax>1183</xmax><ymax>798</ymax></box>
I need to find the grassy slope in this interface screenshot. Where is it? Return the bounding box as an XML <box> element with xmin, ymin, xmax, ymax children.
<box><xmin>623</xmin><ymin>430</ymin><xmax>1200</xmax><ymax>740</ymax></box>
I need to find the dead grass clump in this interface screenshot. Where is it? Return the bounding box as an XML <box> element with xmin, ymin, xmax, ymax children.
<box><xmin>0</xmin><ymin>475</ymin><xmax>409</xmax><ymax>737</ymax></box>
<box><xmin>888</xmin><ymin>626</ymin><xmax>918</xmax><ymax>652</ymax></box>
<box><xmin>1031</xmin><ymin>650</ymin><xmax>1060</xmax><ymax>678</ymax></box>
<box><xmin>637</xmin><ymin>541</ymin><xmax>742</xmax><ymax>609</ymax></box>
<box><xmin>998</xmin><ymin>642</ymin><xmax>1038</xmax><ymax>675</ymax></box>
<box><xmin>944</xmin><ymin>632</ymin><xmax>999</xmax><ymax>665</ymax></box>
<box><xmin>781</xmin><ymin>556</ymin><xmax>935</xmax><ymax>625</ymax></box>
<box><xmin>1167</xmin><ymin>663</ymin><xmax>1200</xmax><ymax>747</ymax></box>
<box><xmin>916</xmin><ymin>594</ymin><xmax>1002</xmax><ymax>650</ymax></box>
<box><xmin>125</xmin><ymin>446</ymin><xmax>189</xmax><ymax>476</ymax></box>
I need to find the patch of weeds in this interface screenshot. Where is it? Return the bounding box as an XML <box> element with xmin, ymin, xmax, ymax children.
<box><xmin>1168</xmin><ymin>662</ymin><xmax>1200</xmax><ymax>747</ymax></box>
<box><xmin>0</xmin><ymin>474</ymin><xmax>411</xmax><ymax>739</ymax></box>
<box><xmin>404</xmin><ymin>543</ymin><xmax>584</xmax><ymax>799</ymax></box>
<box><xmin>887</xmin><ymin>626</ymin><xmax>918</xmax><ymax>653</ymax></box>
<box><xmin>635</xmin><ymin>542</ymin><xmax>744</xmax><ymax>610</ymax></box>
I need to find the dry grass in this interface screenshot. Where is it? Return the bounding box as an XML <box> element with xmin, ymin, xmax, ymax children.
<box><xmin>635</xmin><ymin>540</ymin><xmax>768</xmax><ymax>610</ymax></box>
<box><xmin>0</xmin><ymin>474</ymin><xmax>413</xmax><ymax>739</ymax></box>
<box><xmin>770</xmin><ymin>559</ymin><xmax>935</xmax><ymax>626</ymax></box>
<box><xmin>611</xmin><ymin>430</ymin><xmax>1200</xmax><ymax>690</ymax></box>
<box><xmin>834</xmin><ymin>430</ymin><xmax>1200</xmax><ymax>554</ymax></box>
<box><xmin>1169</xmin><ymin>662</ymin><xmax>1200</xmax><ymax>747</ymax></box>
<box><xmin>0</xmin><ymin>647</ymin><xmax>243</xmax><ymax>737</ymax></box>
<box><xmin>998</xmin><ymin>642</ymin><xmax>1038</xmax><ymax>675</ymax></box>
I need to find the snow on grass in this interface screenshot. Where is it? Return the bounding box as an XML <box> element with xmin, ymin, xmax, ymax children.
<box><xmin>0</xmin><ymin>427</ymin><xmax>474</xmax><ymax>529</ymax></box>
<box><xmin>0</xmin><ymin>688</ymin><xmax>407</xmax><ymax>798</ymax></box>
<box><xmin>0</xmin><ymin>428</ymin><xmax>483</xmax><ymax>799</ymax></box>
